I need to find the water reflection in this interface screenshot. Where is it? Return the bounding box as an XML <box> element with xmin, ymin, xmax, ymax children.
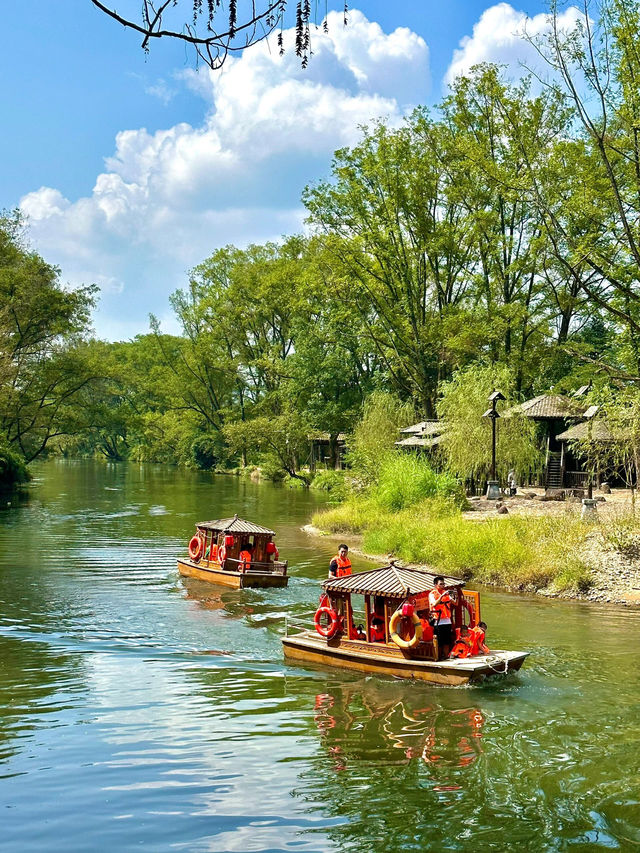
<box><xmin>1</xmin><ymin>461</ymin><xmax>640</xmax><ymax>853</ymax></box>
<box><xmin>312</xmin><ymin>685</ymin><xmax>484</xmax><ymax>777</ymax></box>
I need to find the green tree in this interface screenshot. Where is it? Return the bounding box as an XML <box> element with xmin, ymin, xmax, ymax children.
<box><xmin>0</xmin><ymin>211</ymin><xmax>97</xmax><ymax>467</ymax></box>
<box><xmin>437</xmin><ymin>364</ymin><xmax>541</xmax><ymax>485</ymax></box>
<box><xmin>304</xmin><ymin>117</ymin><xmax>479</xmax><ymax>415</ymax></box>
<box><xmin>346</xmin><ymin>391</ymin><xmax>414</xmax><ymax>486</ymax></box>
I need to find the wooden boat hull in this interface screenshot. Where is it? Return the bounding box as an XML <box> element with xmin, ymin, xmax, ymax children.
<box><xmin>282</xmin><ymin>631</ymin><xmax>528</xmax><ymax>686</ymax></box>
<box><xmin>177</xmin><ymin>558</ymin><xmax>288</xmax><ymax>589</ymax></box>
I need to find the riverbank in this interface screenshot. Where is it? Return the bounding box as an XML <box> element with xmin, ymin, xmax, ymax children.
<box><xmin>308</xmin><ymin>488</ymin><xmax>640</xmax><ymax>606</ymax></box>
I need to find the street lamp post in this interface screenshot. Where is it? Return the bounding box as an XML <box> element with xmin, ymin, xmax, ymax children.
<box><xmin>483</xmin><ymin>390</ymin><xmax>505</xmax><ymax>500</ymax></box>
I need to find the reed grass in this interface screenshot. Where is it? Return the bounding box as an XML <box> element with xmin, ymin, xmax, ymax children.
<box><xmin>312</xmin><ymin>498</ymin><xmax>593</xmax><ymax>592</ymax></box>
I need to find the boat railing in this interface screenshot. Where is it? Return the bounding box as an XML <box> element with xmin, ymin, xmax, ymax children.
<box><xmin>223</xmin><ymin>557</ymin><xmax>288</xmax><ymax>575</ymax></box>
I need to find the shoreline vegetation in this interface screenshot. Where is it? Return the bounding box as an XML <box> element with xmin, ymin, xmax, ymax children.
<box><xmin>309</xmin><ymin>489</ymin><xmax>640</xmax><ymax>607</ymax></box>
<box><xmin>306</xmin><ymin>452</ymin><xmax>640</xmax><ymax>604</ymax></box>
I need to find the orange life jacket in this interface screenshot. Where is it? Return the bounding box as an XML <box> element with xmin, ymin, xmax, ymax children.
<box><xmin>370</xmin><ymin>624</ymin><xmax>386</xmax><ymax>642</ymax></box>
<box><xmin>468</xmin><ymin>625</ymin><xmax>489</xmax><ymax>655</ymax></box>
<box><xmin>334</xmin><ymin>553</ymin><xmax>352</xmax><ymax>577</ymax></box>
<box><xmin>239</xmin><ymin>549</ymin><xmax>252</xmax><ymax>570</ymax></box>
<box><xmin>420</xmin><ymin>619</ymin><xmax>434</xmax><ymax>642</ymax></box>
<box><xmin>428</xmin><ymin>588</ymin><xmax>452</xmax><ymax>622</ymax></box>
<box><xmin>450</xmin><ymin>637</ymin><xmax>472</xmax><ymax>658</ymax></box>
<box><xmin>210</xmin><ymin>543</ymin><xmax>218</xmax><ymax>561</ymax></box>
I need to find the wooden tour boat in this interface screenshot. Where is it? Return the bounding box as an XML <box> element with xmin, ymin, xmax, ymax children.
<box><xmin>177</xmin><ymin>515</ymin><xmax>288</xmax><ymax>589</ymax></box>
<box><xmin>283</xmin><ymin>564</ymin><xmax>528</xmax><ymax>686</ymax></box>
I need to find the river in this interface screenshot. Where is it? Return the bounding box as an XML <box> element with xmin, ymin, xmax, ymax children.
<box><xmin>0</xmin><ymin>460</ymin><xmax>638</xmax><ymax>852</ymax></box>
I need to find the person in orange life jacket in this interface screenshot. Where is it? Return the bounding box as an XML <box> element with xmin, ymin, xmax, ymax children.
<box><xmin>329</xmin><ymin>543</ymin><xmax>352</xmax><ymax>578</ymax></box>
<box><xmin>238</xmin><ymin>543</ymin><xmax>253</xmax><ymax>571</ymax></box>
<box><xmin>429</xmin><ymin>575</ymin><xmax>454</xmax><ymax>660</ymax></box>
<box><xmin>468</xmin><ymin>621</ymin><xmax>490</xmax><ymax>655</ymax></box>
<box><xmin>370</xmin><ymin>616</ymin><xmax>386</xmax><ymax>642</ymax></box>
<box><xmin>204</xmin><ymin>541</ymin><xmax>219</xmax><ymax>561</ymax></box>
<box><xmin>450</xmin><ymin>625</ymin><xmax>473</xmax><ymax>658</ymax></box>
<box><xmin>418</xmin><ymin>610</ymin><xmax>434</xmax><ymax>643</ymax></box>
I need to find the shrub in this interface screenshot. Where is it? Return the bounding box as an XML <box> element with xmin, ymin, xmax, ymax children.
<box><xmin>0</xmin><ymin>442</ymin><xmax>29</xmax><ymax>487</ymax></box>
<box><xmin>603</xmin><ymin>513</ymin><xmax>640</xmax><ymax>558</ymax></box>
<box><xmin>372</xmin><ymin>453</ymin><xmax>466</xmax><ymax>511</ymax></box>
<box><xmin>260</xmin><ymin>457</ymin><xmax>287</xmax><ymax>482</ymax></box>
<box><xmin>310</xmin><ymin>469</ymin><xmax>349</xmax><ymax>503</ymax></box>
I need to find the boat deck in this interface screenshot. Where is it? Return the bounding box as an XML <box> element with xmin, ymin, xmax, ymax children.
<box><xmin>177</xmin><ymin>558</ymin><xmax>288</xmax><ymax>589</ymax></box>
<box><xmin>283</xmin><ymin>629</ymin><xmax>528</xmax><ymax>685</ymax></box>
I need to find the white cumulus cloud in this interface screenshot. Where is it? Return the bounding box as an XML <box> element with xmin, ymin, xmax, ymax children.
<box><xmin>20</xmin><ymin>9</ymin><xmax>429</xmax><ymax>341</ymax></box>
<box><xmin>444</xmin><ymin>2</ymin><xmax>584</xmax><ymax>88</ymax></box>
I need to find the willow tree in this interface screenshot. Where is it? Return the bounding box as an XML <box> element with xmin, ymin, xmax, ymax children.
<box><xmin>91</xmin><ymin>0</ymin><xmax>349</xmax><ymax>69</ymax></box>
<box><xmin>437</xmin><ymin>364</ymin><xmax>541</xmax><ymax>487</ymax></box>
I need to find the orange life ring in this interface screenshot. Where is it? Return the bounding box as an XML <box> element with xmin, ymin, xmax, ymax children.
<box><xmin>389</xmin><ymin>608</ymin><xmax>422</xmax><ymax>649</ymax></box>
<box><xmin>314</xmin><ymin>606</ymin><xmax>341</xmax><ymax>639</ymax></box>
<box><xmin>218</xmin><ymin>545</ymin><xmax>227</xmax><ymax>565</ymax></box>
<box><xmin>188</xmin><ymin>535</ymin><xmax>203</xmax><ymax>561</ymax></box>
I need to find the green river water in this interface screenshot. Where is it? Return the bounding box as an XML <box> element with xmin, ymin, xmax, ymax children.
<box><xmin>0</xmin><ymin>460</ymin><xmax>639</xmax><ymax>852</ymax></box>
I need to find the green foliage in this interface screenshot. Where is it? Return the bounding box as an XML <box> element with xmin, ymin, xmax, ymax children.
<box><xmin>0</xmin><ymin>210</ymin><xmax>97</xmax><ymax>463</ymax></box>
<box><xmin>346</xmin><ymin>391</ymin><xmax>414</xmax><ymax>485</ymax></box>
<box><xmin>310</xmin><ymin>469</ymin><xmax>349</xmax><ymax>504</ymax></box>
<box><xmin>0</xmin><ymin>440</ymin><xmax>29</xmax><ymax>487</ymax></box>
<box><xmin>313</xmin><ymin>498</ymin><xmax>592</xmax><ymax>592</ymax></box>
<box><xmin>259</xmin><ymin>457</ymin><xmax>287</xmax><ymax>482</ymax></box>
<box><xmin>190</xmin><ymin>434</ymin><xmax>223</xmax><ymax>470</ymax></box>
<box><xmin>438</xmin><ymin>364</ymin><xmax>542</xmax><ymax>483</ymax></box>
<box><xmin>373</xmin><ymin>453</ymin><xmax>466</xmax><ymax>511</ymax></box>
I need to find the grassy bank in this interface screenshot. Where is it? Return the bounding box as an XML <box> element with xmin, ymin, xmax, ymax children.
<box><xmin>312</xmin><ymin>495</ymin><xmax>594</xmax><ymax>593</ymax></box>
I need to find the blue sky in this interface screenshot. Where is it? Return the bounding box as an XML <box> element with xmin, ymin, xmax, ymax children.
<box><xmin>2</xmin><ymin>1</ymin><xmax>561</xmax><ymax>340</ymax></box>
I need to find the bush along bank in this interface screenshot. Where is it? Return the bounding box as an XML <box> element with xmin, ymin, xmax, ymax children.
<box><xmin>310</xmin><ymin>454</ymin><xmax>594</xmax><ymax>595</ymax></box>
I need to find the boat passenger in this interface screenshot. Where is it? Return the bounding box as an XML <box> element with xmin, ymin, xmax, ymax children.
<box><xmin>418</xmin><ymin>610</ymin><xmax>434</xmax><ymax>642</ymax></box>
<box><xmin>370</xmin><ymin>616</ymin><xmax>386</xmax><ymax>643</ymax></box>
<box><xmin>450</xmin><ymin>625</ymin><xmax>473</xmax><ymax>658</ymax></box>
<box><xmin>469</xmin><ymin>621</ymin><xmax>490</xmax><ymax>655</ymax></box>
<box><xmin>429</xmin><ymin>576</ymin><xmax>454</xmax><ymax>660</ymax></box>
<box><xmin>329</xmin><ymin>544</ymin><xmax>352</xmax><ymax>578</ymax></box>
<box><xmin>239</xmin><ymin>543</ymin><xmax>253</xmax><ymax>572</ymax></box>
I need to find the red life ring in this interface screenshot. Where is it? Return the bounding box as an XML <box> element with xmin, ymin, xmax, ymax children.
<box><xmin>188</xmin><ymin>535</ymin><xmax>203</xmax><ymax>562</ymax></box>
<box><xmin>314</xmin><ymin>606</ymin><xmax>341</xmax><ymax>639</ymax></box>
<box><xmin>218</xmin><ymin>545</ymin><xmax>227</xmax><ymax>565</ymax></box>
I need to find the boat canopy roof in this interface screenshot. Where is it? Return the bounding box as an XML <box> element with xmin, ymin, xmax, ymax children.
<box><xmin>196</xmin><ymin>515</ymin><xmax>275</xmax><ymax>535</ymax></box>
<box><xmin>322</xmin><ymin>564</ymin><xmax>464</xmax><ymax>598</ymax></box>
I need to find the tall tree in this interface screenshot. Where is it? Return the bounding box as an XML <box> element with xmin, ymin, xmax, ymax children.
<box><xmin>0</xmin><ymin>212</ymin><xmax>97</xmax><ymax>462</ymax></box>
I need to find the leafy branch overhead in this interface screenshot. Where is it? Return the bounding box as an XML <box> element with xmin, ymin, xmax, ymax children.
<box><xmin>90</xmin><ymin>0</ymin><xmax>349</xmax><ymax>69</ymax></box>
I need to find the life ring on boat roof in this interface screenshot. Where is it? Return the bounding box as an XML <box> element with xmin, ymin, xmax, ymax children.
<box><xmin>188</xmin><ymin>535</ymin><xmax>203</xmax><ymax>562</ymax></box>
<box><xmin>389</xmin><ymin>608</ymin><xmax>422</xmax><ymax>649</ymax></box>
<box><xmin>314</xmin><ymin>605</ymin><xmax>341</xmax><ymax>639</ymax></box>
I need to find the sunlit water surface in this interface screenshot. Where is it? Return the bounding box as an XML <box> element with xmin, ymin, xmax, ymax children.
<box><xmin>0</xmin><ymin>460</ymin><xmax>639</xmax><ymax>852</ymax></box>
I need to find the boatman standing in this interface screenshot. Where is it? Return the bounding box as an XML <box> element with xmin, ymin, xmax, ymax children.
<box><xmin>329</xmin><ymin>543</ymin><xmax>352</xmax><ymax>578</ymax></box>
<box><xmin>429</xmin><ymin>575</ymin><xmax>454</xmax><ymax>660</ymax></box>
